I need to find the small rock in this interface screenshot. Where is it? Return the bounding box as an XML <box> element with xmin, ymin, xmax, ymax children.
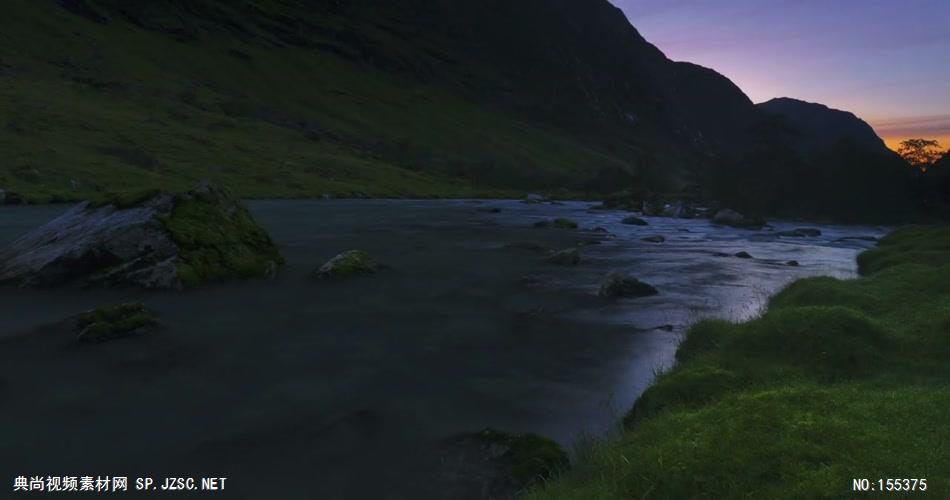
<box><xmin>777</xmin><ymin>228</ymin><xmax>822</xmax><ymax>237</ymax></box>
<box><xmin>519</xmin><ymin>275</ymin><xmax>541</xmax><ymax>286</ymax></box>
<box><xmin>552</xmin><ymin>218</ymin><xmax>578</xmax><ymax>229</ymax></box>
<box><xmin>598</xmin><ymin>272</ymin><xmax>658</xmax><ymax>298</ymax></box>
<box><xmin>522</xmin><ymin>193</ymin><xmax>545</xmax><ymax>204</ymax></box>
<box><xmin>621</xmin><ymin>216</ymin><xmax>649</xmax><ymax>226</ymax></box>
<box><xmin>712</xmin><ymin>209</ymin><xmax>766</xmax><ymax>229</ymax></box>
<box><xmin>517</xmin><ymin>307</ymin><xmax>547</xmax><ymax>321</ymax></box>
<box><xmin>641</xmin><ymin>235</ymin><xmax>665</xmax><ymax>243</ymax></box>
<box><xmin>547</xmin><ymin>248</ymin><xmax>580</xmax><ymax>266</ymax></box>
<box><xmin>712</xmin><ymin>209</ymin><xmax>744</xmax><ymax>225</ymax></box>
<box><xmin>505</xmin><ymin>241</ymin><xmax>549</xmax><ymax>253</ymax></box>
<box><xmin>75</xmin><ymin>303</ymin><xmax>158</xmax><ymax>343</ymax></box>
<box><xmin>476</xmin><ymin>207</ymin><xmax>502</xmax><ymax>213</ymax></box>
<box><xmin>786</xmin><ymin>260</ymin><xmax>800</xmax><ymax>267</ymax></box>
<box><xmin>313</xmin><ymin>250</ymin><xmax>380</xmax><ymax>279</ymax></box>
<box><xmin>655</xmin><ymin>324</ymin><xmax>675</xmax><ymax>332</ymax></box>
<box><xmin>592</xmin><ymin>227</ymin><xmax>610</xmax><ymax>233</ymax></box>
<box><xmin>734</xmin><ymin>251</ymin><xmax>753</xmax><ymax>259</ymax></box>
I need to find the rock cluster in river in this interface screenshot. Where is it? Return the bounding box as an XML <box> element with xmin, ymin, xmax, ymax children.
<box><xmin>0</xmin><ymin>181</ymin><xmax>283</xmax><ymax>289</ymax></box>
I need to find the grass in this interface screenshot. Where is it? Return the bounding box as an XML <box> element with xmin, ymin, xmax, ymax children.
<box><xmin>527</xmin><ymin>226</ymin><xmax>950</xmax><ymax>499</ymax></box>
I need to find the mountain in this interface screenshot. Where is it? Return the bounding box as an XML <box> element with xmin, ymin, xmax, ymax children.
<box><xmin>757</xmin><ymin>98</ymin><xmax>893</xmax><ymax>156</ymax></box>
<box><xmin>707</xmin><ymin>97</ymin><xmax>915</xmax><ymax>221</ymax></box>
<box><xmin>0</xmin><ymin>0</ymin><xmax>760</xmax><ymax>202</ymax></box>
<box><xmin>0</xmin><ymin>0</ymin><xmax>918</xmax><ymax>221</ymax></box>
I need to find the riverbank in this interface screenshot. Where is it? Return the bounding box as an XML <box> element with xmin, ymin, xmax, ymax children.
<box><xmin>528</xmin><ymin>226</ymin><xmax>950</xmax><ymax>498</ymax></box>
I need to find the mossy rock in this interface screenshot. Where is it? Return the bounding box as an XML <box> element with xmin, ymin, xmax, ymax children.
<box><xmin>547</xmin><ymin>247</ymin><xmax>580</xmax><ymax>266</ymax></box>
<box><xmin>313</xmin><ymin>250</ymin><xmax>380</xmax><ymax>279</ymax></box>
<box><xmin>0</xmin><ymin>180</ymin><xmax>283</xmax><ymax>289</ymax></box>
<box><xmin>162</xmin><ymin>182</ymin><xmax>284</xmax><ymax>287</ymax></box>
<box><xmin>552</xmin><ymin>218</ymin><xmax>578</xmax><ymax>229</ymax></box>
<box><xmin>598</xmin><ymin>272</ymin><xmax>658</xmax><ymax>298</ymax></box>
<box><xmin>76</xmin><ymin>303</ymin><xmax>158</xmax><ymax>343</ymax></box>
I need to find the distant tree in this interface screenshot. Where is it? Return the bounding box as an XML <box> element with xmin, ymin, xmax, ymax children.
<box><xmin>898</xmin><ymin>138</ymin><xmax>944</xmax><ymax>172</ymax></box>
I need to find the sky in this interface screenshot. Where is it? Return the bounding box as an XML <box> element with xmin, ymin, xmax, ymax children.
<box><xmin>611</xmin><ymin>0</ymin><xmax>950</xmax><ymax>151</ymax></box>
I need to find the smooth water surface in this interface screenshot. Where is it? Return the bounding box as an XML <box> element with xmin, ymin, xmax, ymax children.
<box><xmin>0</xmin><ymin>200</ymin><xmax>885</xmax><ymax>498</ymax></box>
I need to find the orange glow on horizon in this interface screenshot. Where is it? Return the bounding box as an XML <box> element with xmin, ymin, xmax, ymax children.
<box><xmin>882</xmin><ymin>134</ymin><xmax>950</xmax><ymax>155</ymax></box>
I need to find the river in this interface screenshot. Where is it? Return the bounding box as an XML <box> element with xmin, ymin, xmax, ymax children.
<box><xmin>0</xmin><ymin>199</ymin><xmax>885</xmax><ymax>498</ymax></box>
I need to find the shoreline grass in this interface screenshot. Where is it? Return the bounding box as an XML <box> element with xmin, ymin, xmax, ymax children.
<box><xmin>528</xmin><ymin>226</ymin><xmax>950</xmax><ymax>499</ymax></box>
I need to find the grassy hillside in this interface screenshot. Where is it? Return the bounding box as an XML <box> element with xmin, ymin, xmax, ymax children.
<box><xmin>529</xmin><ymin>226</ymin><xmax>950</xmax><ymax>498</ymax></box>
<box><xmin>0</xmin><ymin>0</ymin><xmax>649</xmax><ymax>202</ymax></box>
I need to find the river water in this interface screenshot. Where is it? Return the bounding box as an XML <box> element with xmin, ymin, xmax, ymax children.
<box><xmin>0</xmin><ymin>200</ymin><xmax>884</xmax><ymax>498</ymax></box>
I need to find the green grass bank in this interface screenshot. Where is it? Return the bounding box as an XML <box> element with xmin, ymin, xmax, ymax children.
<box><xmin>528</xmin><ymin>226</ymin><xmax>950</xmax><ymax>499</ymax></box>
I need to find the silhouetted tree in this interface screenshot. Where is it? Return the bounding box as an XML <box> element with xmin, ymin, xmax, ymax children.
<box><xmin>898</xmin><ymin>139</ymin><xmax>944</xmax><ymax>172</ymax></box>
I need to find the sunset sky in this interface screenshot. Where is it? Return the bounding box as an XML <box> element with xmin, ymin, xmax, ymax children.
<box><xmin>612</xmin><ymin>0</ymin><xmax>950</xmax><ymax>151</ymax></box>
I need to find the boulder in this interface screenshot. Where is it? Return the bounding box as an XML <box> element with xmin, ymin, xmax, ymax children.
<box><xmin>313</xmin><ymin>250</ymin><xmax>380</xmax><ymax>279</ymax></box>
<box><xmin>621</xmin><ymin>216</ymin><xmax>649</xmax><ymax>226</ymax></box>
<box><xmin>547</xmin><ymin>247</ymin><xmax>580</xmax><ymax>266</ymax></box>
<box><xmin>598</xmin><ymin>272</ymin><xmax>658</xmax><ymax>298</ymax></box>
<box><xmin>75</xmin><ymin>303</ymin><xmax>158</xmax><ymax>343</ymax></box>
<box><xmin>641</xmin><ymin>235</ymin><xmax>665</xmax><ymax>243</ymax></box>
<box><xmin>661</xmin><ymin>201</ymin><xmax>695</xmax><ymax>218</ymax></box>
<box><xmin>786</xmin><ymin>260</ymin><xmax>800</xmax><ymax>266</ymax></box>
<box><xmin>734</xmin><ymin>251</ymin><xmax>753</xmax><ymax>259</ymax></box>
<box><xmin>0</xmin><ymin>181</ymin><xmax>284</xmax><ymax>289</ymax></box>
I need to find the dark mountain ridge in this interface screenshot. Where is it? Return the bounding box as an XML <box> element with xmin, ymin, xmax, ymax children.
<box><xmin>0</xmin><ymin>0</ymin><xmax>915</xmax><ymax>220</ymax></box>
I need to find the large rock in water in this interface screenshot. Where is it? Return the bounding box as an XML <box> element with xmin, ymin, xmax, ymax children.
<box><xmin>0</xmin><ymin>181</ymin><xmax>283</xmax><ymax>289</ymax></box>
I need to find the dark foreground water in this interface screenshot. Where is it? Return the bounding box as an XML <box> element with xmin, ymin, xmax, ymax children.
<box><xmin>0</xmin><ymin>200</ymin><xmax>884</xmax><ymax>498</ymax></box>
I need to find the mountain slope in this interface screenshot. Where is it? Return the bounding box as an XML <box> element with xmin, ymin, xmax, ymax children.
<box><xmin>0</xmin><ymin>0</ymin><xmax>759</xmax><ymax>202</ymax></box>
<box><xmin>757</xmin><ymin>98</ymin><xmax>893</xmax><ymax>155</ymax></box>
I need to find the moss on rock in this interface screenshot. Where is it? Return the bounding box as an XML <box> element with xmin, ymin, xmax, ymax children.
<box><xmin>553</xmin><ymin>218</ymin><xmax>578</xmax><ymax>229</ymax></box>
<box><xmin>76</xmin><ymin>303</ymin><xmax>158</xmax><ymax>343</ymax></box>
<box><xmin>161</xmin><ymin>182</ymin><xmax>284</xmax><ymax>287</ymax></box>
<box><xmin>598</xmin><ymin>272</ymin><xmax>658</xmax><ymax>298</ymax></box>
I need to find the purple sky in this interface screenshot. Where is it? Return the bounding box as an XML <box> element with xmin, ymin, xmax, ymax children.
<box><xmin>611</xmin><ymin>0</ymin><xmax>950</xmax><ymax>149</ymax></box>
